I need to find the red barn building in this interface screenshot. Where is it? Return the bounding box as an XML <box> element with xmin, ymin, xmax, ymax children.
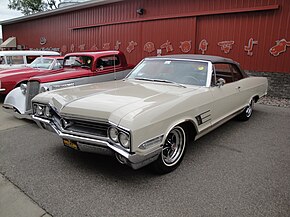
<box><xmin>1</xmin><ymin>0</ymin><xmax>290</xmax><ymax>98</ymax></box>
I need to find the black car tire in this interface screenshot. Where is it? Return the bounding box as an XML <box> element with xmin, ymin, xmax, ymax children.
<box><xmin>151</xmin><ymin>125</ymin><xmax>187</xmax><ymax>174</ymax></box>
<box><xmin>237</xmin><ymin>99</ymin><xmax>254</xmax><ymax>121</ymax></box>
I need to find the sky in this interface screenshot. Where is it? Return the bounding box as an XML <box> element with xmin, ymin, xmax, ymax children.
<box><xmin>0</xmin><ymin>0</ymin><xmax>23</xmax><ymax>39</ymax></box>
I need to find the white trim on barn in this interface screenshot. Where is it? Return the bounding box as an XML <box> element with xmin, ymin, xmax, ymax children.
<box><xmin>0</xmin><ymin>37</ymin><xmax>16</xmax><ymax>48</ymax></box>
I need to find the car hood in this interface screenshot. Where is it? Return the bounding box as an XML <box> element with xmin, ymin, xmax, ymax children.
<box><xmin>30</xmin><ymin>67</ymin><xmax>89</xmax><ymax>83</ymax></box>
<box><xmin>34</xmin><ymin>79</ymin><xmax>203</xmax><ymax>125</ymax></box>
<box><xmin>0</xmin><ymin>67</ymin><xmax>42</xmax><ymax>78</ymax></box>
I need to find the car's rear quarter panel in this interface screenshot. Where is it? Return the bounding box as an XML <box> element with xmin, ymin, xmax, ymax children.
<box><xmin>239</xmin><ymin>77</ymin><xmax>268</xmax><ymax>104</ymax></box>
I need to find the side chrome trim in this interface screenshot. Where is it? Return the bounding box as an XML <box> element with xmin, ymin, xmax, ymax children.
<box><xmin>195</xmin><ymin>108</ymin><xmax>243</xmax><ymax>140</ymax></box>
<box><xmin>195</xmin><ymin>110</ymin><xmax>211</xmax><ymax>126</ymax></box>
<box><xmin>163</xmin><ymin>118</ymin><xmax>199</xmax><ymax>145</ymax></box>
<box><xmin>138</xmin><ymin>134</ymin><xmax>164</xmax><ymax>150</ymax></box>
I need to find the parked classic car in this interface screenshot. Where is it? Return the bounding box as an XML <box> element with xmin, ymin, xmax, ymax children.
<box><xmin>0</xmin><ymin>50</ymin><xmax>60</xmax><ymax>70</ymax></box>
<box><xmin>31</xmin><ymin>55</ymin><xmax>268</xmax><ymax>173</ymax></box>
<box><xmin>3</xmin><ymin>50</ymin><xmax>133</xmax><ymax>118</ymax></box>
<box><xmin>0</xmin><ymin>56</ymin><xmax>64</xmax><ymax>95</ymax></box>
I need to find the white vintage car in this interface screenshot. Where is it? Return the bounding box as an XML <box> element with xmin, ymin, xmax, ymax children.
<box><xmin>0</xmin><ymin>50</ymin><xmax>60</xmax><ymax>70</ymax></box>
<box><xmin>32</xmin><ymin>55</ymin><xmax>268</xmax><ymax>173</ymax></box>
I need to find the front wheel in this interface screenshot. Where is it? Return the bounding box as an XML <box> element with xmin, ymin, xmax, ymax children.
<box><xmin>151</xmin><ymin>126</ymin><xmax>186</xmax><ymax>174</ymax></box>
<box><xmin>237</xmin><ymin>99</ymin><xmax>254</xmax><ymax>121</ymax></box>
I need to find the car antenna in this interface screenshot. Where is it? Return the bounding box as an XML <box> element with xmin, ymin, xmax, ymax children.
<box><xmin>114</xmin><ymin>54</ymin><xmax>116</xmax><ymax>80</ymax></box>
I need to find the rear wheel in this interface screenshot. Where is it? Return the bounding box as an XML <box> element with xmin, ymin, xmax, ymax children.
<box><xmin>237</xmin><ymin>99</ymin><xmax>254</xmax><ymax>121</ymax></box>
<box><xmin>152</xmin><ymin>125</ymin><xmax>186</xmax><ymax>174</ymax></box>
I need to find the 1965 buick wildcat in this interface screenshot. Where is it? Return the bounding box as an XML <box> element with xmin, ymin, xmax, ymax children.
<box><xmin>32</xmin><ymin>55</ymin><xmax>268</xmax><ymax>174</ymax></box>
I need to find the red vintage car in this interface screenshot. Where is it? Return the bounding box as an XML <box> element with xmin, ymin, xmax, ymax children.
<box><xmin>3</xmin><ymin>50</ymin><xmax>134</xmax><ymax>119</ymax></box>
<box><xmin>0</xmin><ymin>56</ymin><xmax>64</xmax><ymax>95</ymax></box>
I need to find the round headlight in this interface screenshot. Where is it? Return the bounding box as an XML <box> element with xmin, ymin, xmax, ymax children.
<box><xmin>40</xmin><ymin>86</ymin><xmax>49</xmax><ymax>93</ymax></box>
<box><xmin>20</xmin><ymin>83</ymin><xmax>27</xmax><ymax>94</ymax></box>
<box><xmin>109</xmin><ymin>127</ymin><xmax>119</xmax><ymax>142</ymax></box>
<box><xmin>36</xmin><ymin>105</ymin><xmax>44</xmax><ymax>116</ymax></box>
<box><xmin>119</xmin><ymin>132</ymin><xmax>130</xmax><ymax>148</ymax></box>
<box><xmin>44</xmin><ymin>106</ymin><xmax>51</xmax><ymax>117</ymax></box>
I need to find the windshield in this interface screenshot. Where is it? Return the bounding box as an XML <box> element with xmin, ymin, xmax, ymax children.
<box><xmin>64</xmin><ymin>55</ymin><xmax>92</xmax><ymax>68</ymax></box>
<box><xmin>127</xmin><ymin>59</ymin><xmax>209</xmax><ymax>86</ymax></box>
<box><xmin>30</xmin><ymin>57</ymin><xmax>54</xmax><ymax>69</ymax></box>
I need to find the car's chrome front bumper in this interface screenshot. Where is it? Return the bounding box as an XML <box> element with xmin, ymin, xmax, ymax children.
<box><xmin>32</xmin><ymin>116</ymin><xmax>162</xmax><ymax>170</ymax></box>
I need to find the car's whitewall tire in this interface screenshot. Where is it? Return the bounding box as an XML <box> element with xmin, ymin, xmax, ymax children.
<box><xmin>152</xmin><ymin>125</ymin><xmax>187</xmax><ymax>174</ymax></box>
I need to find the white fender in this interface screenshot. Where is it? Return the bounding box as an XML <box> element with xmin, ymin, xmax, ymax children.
<box><xmin>3</xmin><ymin>87</ymin><xmax>27</xmax><ymax>115</ymax></box>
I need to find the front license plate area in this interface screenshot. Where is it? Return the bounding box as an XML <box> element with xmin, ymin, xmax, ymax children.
<box><xmin>63</xmin><ymin>139</ymin><xmax>79</xmax><ymax>150</ymax></box>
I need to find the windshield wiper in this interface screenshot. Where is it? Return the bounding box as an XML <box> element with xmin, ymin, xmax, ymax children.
<box><xmin>134</xmin><ymin>77</ymin><xmax>155</xmax><ymax>82</ymax></box>
<box><xmin>134</xmin><ymin>77</ymin><xmax>186</xmax><ymax>88</ymax></box>
<box><xmin>152</xmin><ymin>79</ymin><xmax>187</xmax><ymax>88</ymax></box>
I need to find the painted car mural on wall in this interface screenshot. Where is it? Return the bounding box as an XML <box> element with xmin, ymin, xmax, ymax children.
<box><xmin>31</xmin><ymin>55</ymin><xmax>268</xmax><ymax>174</ymax></box>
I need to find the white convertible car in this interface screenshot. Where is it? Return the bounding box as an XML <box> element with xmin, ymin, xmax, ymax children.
<box><xmin>32</xmin><ymin>55</ymin><xmax>268</xmax><ymax>173</ymax></box>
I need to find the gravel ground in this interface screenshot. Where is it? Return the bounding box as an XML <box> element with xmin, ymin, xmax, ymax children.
<box><xmin>257</xmin><ymin>96</ymin><xmax>290</xmax><ymax>108</ymax></box>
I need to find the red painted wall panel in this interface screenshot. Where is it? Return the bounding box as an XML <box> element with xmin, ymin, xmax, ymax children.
<box><xmin>2</xmin><ymin>0</ymin><xmax>289</xmax><ymax>73</ymax></box>
<box><xmin>196</xmin><ymin>0</ymin><xmax>290</xmax><ymax>73</ymax></box>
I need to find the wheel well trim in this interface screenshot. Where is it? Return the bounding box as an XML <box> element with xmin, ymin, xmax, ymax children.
<box><xmin>252</xmin><ymin>95</ymin><xmax>259</xmax><ymax>103</ymax></box>
<box><xmin>162</xmin><ymin>118</ymin><xmax>198</xmax><ymax>145</ymax></box>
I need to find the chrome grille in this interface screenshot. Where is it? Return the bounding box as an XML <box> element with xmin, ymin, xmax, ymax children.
<box><xmin>62</xmin><ymin>119</ymin><xmax>110</xmax><ymax>138</ymax></box>
<box><xmin>26</xmin><ymin>81</ymin><xmax>40</xmax><ymax>111</ymax></box>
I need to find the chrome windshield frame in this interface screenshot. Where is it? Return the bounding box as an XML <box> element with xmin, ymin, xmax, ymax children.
<box><xmin>126</xmin><ymin>58</ymin><xmax>212</xmax><ymax>88</ymax></box>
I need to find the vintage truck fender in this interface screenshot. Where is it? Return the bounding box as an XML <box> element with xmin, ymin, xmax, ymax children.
<box><xmin>3</xmin><ymin>87</ymin><xmax>29</xmax><ymax>118</ymax></box>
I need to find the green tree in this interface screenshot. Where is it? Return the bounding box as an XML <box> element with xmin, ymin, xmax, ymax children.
<box><xmin>8</xmin><ymin>0</ymin><xmax>59</xmax><ymax>15</ymax></box>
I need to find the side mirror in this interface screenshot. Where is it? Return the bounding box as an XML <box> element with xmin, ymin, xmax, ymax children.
<box><xmin>216</xmin><ymin>78</ymin><xmax>226</xmax><ymax>87</ymax></box>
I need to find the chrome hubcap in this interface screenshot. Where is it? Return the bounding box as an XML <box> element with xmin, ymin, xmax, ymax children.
<box><xmin>246</xmin><ymin>101</ymin><xmax>253</xmax><ymax>117</ymax></box>
<box><xmin>162</xmin><ymin>126</ymin><xmax>186</xmax><ymax>166</ymax></box>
